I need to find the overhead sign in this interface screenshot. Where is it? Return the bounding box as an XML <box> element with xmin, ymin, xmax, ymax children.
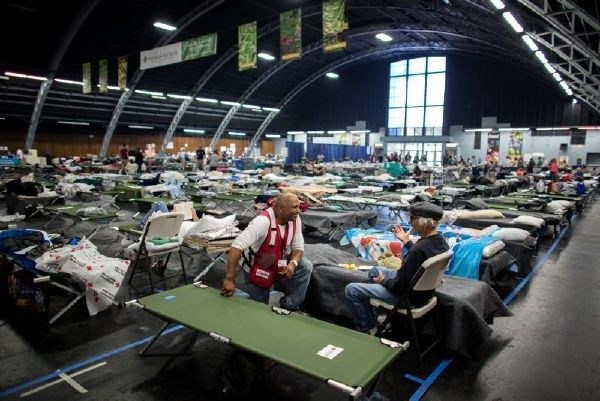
<box><xmin>140</xmin><ymin>33</ymin><xmax>217</xmax><ymax>70</ymax></box>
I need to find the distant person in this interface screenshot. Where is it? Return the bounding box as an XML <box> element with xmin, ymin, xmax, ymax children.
<box><xmin>196</xmin><ymin>147</ymin><xmax>206</xmax><ymax>171</ymax></box>
<box><xmin>549</xmin><ymin>158</ymin><xmax>559</xmax><ymax>180</ymax></box>
<box><xmin>316</xmin><ymin>152</ymin><xmax>325</xmax><ymax>163</ymax></box>
<box><xmin>135</xmin><ymin>148</ymin><xmax>144</xmax><ymax>172</ymax></box>
<box><xmin>119</xmin><ymin>144</ymin><xmax>129</xmax><ymax>174</ymax></box>
<box><xmin>209</xmin><ymin>150</ymin><xmax>219</xmax><ymax>171</ymax></box>
<box><xmin>527</xmin><ymin>158</ymin><xmax>535</xmax><ymax>174</ymax></box>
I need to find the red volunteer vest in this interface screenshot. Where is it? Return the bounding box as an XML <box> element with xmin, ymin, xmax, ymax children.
<box><xmin>246</xmin><ymin>208</ymin><xmax>297</xmax><ymax>289</ymax></box>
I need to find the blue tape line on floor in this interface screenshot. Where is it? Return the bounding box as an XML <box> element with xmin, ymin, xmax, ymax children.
<box><xmin>403</xmin><ymin>373</ymin><xmax>425</xmax><ymax>384</ymax></box>
<box><xmin>409</xmin><ymin>359</ymin><xmax>452</xmax><ymax>401</ymax></box>
<box><xmin>407</xmin><ymin>218</ymin><xmax>573</xmax><ymax>400</ymax></box>
<box><xmin>0</xmin><ymin>324</ymin><xmax>184</xmax><ymax>398</ymax></box>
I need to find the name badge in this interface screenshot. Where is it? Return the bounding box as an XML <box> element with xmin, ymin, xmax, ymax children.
<box><xmin>278</xmin><ymin>260</ymin><xmax>287</xmax><ymax>268</ymax></box>
<box><xmin>255</xmin><ymin>269</ymin><xmax>270</xmax><ymax>279</ymax></box>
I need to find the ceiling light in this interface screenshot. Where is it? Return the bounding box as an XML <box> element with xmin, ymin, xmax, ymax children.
<box><xmin>325</xmin><ymin>72</ymin><xmax>339</xmax><ymax>79</ymax></box>
<box><xmin>565</xmin><ymin>88</ymin><xmax>573</xmax><ymax>96</ymax></box>
<box><xmin>221</xmin><ymin>101</ymin><xmax>241</xmax><ymax>106</ymax></box>
<box><xmin>0</xmin><ymin>117</ymin><xmax>5</xmax><ymax>120</ymax></box>
<box><xmin>153</xmin><ymin>21</ymin><xmax>176</xmax><ymax>31</ymax></box>
<box><xmin>258</xmin><ymin>52</ymin><xmax>276</xmax><ymax>61</ymax></box>
<box><xmin>0</xmin><ymin>75</ymin><xmax>9</xmax><ymax>80</ymax></box>
<box><xmin>196</xmin><ymin>97</ymin><xmax>218</xmax><ymax>103</ymax></box>
<box><xmin>521</xmin><ymin>35</ymin><xmax>538</xmax><ymax>51</ymax></box>
<box><xmin>56</xmin><ymin>78</ymin><xmax>83</xmax><ymax>85</ymax></box>
<box><xmin>135</xmin><ymin>89</ymin><xmax>164</xmax><ymax>96</ymax></box>
<box><xmin>107</xmin><ymin>85</ymin><xmax>121</xmax><ymax>90</ymax></box>
<box><xmin>350</xmin><ymin>130</ymin><xmax>369</xmax><ymax>133</ymax></box>
<box><xmin>536</xmin><ymin>127</ymin><xmax>566</xmax><ymax>131</ymax></box>
<box><xmin>251</xmin><ymin>108</ymin><xmax>263</xmax><ymax>112</ymax></box>
<box><xmin>265</xmin><ymin>134</ymin><xmax>280</xmax><ymax>138</ymax></box>
<box><xmin>287</xmin><ymin>131</ymin><xmax>304</xmax><ymax>134</ymax></box>
<box><xmin>534</xmin><ymin>51</ymin><xmax>548</xmax><ymax>64</ymax></box>
<box><xmin>5</xmin><ymin>71</ymin><xmax>47</xmax><ymax>81</ymax></box>
<box><xmin>488</xmin><ymin>0</ymin><xmax>505</xmax><ymax>10</ymax></box>
<box><xmin>572</xmin><ymin>99</ymin><xmax>578</xmax><ymax>104</ymax></box>
<box><xmin>229</xmin><ymin>131</ymin><xmax>246</xmax><ymax>136</ymax></box>
<box><xmin>184</xmin><ymin>129</ymin><xmax>206</xmax><ymax>134</ymax></box>
<box><xmin>242</xmin><ymin>104</ymin><xmax>260</xmax><ymax>109</ymax></box>
<box><xmin>502</xmin><ymin>12</ymin><xmax>524</xmax><ymax>33</ymax></box>
<box><xmin>307</xmin><ymin>130</ymin><xmax>325</xmax><ymax>134</ymax></box>
<box><xmin>559</xmin><ymin>81</ymin><xmax>569</xmax><ymax>91</ymax></box>
<box><xmin>498</xmin><ymin>128</ymin><xmax>528</xmax><ymax>131</ymax></box>
<box><xmin>263</xmin><ymin>107</ymin><xmax>280</xmax><ymax>112</ymax></box>
<box><xmin>375</xmin><ymin>33</ymin><xmax>393</xmax><ymax>42</ymax></box>
<box><xmin>464</xmin><ymin>128</ymin><xmax>493</xmax><ymax>132</ymax></box>
<box><xmin>328</xmin><ymin>130</ymin><xmax>346</xmax><ymax>134</ymax></box>
<box><xmin>543</xmin><ymin>63</ymin><xmax>556</xmax><ymax>74</ymax></box>
<box><xmin>167</xmin><ymin>94</ymin><xmax>192</xmax><ymax>100</ymax></box>
<box><xmin>128</xmin><ymin>125</ymin><xmax>154</xmax><ymax>129</ymax></box>
<box><xmin>58</xmin><ymin>121</ymin><xmax>89</xmax><ymax>126</ymax></box>
<box><xmin>151</xmin><ymin>95</ymin><xmax>166</xmax><ymax>100</ymax></box>
<box><xmin>552</xmin><ymin>72</ymin><xmax>562</xmax><ymax>82</ymax></box>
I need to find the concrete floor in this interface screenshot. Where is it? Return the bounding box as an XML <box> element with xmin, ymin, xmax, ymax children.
<box><xmin>0</xmin><ymin>198</ymin><xmax>598</xmax><ymax>401</ymax></box>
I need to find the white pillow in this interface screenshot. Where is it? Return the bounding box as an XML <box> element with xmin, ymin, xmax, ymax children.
<box><xmin>480</xmin><ymin>225</ymin><xmax>500</xmax><ymax>237</ymax></box>
<box><xmin>458</xmin><ymin>209</ymin><xmax>505</xmax><ymax>219</ymax></box>
<box><xmin>192</xmin><ymin>214</ymin><xmax>236</xmax><ymax>233</ymax></box>
<box><xmin>482</xmin><ymin>240</ymin><xmax>505</xmax><ymax>258</ymax></box>
<box><xmin>493</xmin><ymin>227</ymin><xmax>530</xmax><ymax>241</ymax></box>
<box><xmin>512</xmin><ymin>215</ymin><xmax>545</xmax><ymax>227</ymax></box>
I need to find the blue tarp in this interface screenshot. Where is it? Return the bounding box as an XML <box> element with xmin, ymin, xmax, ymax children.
<box><xmin>447</xmin><ymin>236</ymin><xmax>498</xmax><ymax>280</ymax></box>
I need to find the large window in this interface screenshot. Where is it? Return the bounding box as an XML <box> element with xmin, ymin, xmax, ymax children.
<box><xmin>388</xmin><ymin>57</ymin><xmax>446</xmax><ymax>136</ymax></box>
<box><xmin>386</xmin><ymin>143</ymin><xmax>444</xmax><ymax>167</ymax></box>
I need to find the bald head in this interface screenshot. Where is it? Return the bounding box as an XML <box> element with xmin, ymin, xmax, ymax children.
<box><xmin>273</xmin><ymin>193</ymin><xmax>300</xmax><ymax>224</ymax></box>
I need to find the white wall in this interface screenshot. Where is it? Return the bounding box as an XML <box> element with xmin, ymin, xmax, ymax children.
<box><xmin>451</xmin><ymin>126</ymin><xmax>600</xmax><ymax>165</ymax></box>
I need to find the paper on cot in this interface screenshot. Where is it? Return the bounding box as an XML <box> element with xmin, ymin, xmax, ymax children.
<box><xmin>317</xmin><ymin>344</ymin><xmax>344</xmax><ymax>360</ymax></box>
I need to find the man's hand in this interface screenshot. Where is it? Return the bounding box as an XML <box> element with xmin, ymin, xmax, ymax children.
<box><xmin>220</xmin><ymin>277</ymin><xmax>236</xmax><ymax>297</ymax></box>
<box><xmin>391</xmin><ymin>224</ymin><xmax>409</xmax><ymax>243</ymax></box>
<box><xmin>279</xmin><ymin>263</ymin><xmax>296</xmax><ymax>279</ymax></box>
<box><xmin>373</xmin><ymin>273</ymin><xmax>385</xmax><ymax>284</ymax></box>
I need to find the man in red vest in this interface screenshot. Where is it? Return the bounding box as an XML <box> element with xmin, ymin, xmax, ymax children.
<box><xmin>220</xmin><ymin>193</ymin><xmax>312</xmax><ymax>310</ymax></box>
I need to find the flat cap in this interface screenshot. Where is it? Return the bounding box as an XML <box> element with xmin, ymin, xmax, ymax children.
<box><xmin>410</xmin><ymin>201</ymin><xmax>443</xmax><ymax>220</ymax></box>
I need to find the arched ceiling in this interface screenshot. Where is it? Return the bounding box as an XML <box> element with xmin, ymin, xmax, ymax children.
<box><xmin>0</xmin><ymin>0</ymin><xmax>597</xmax><ymax>155</ymax></box>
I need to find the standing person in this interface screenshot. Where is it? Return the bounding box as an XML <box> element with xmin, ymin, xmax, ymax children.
<box><xmin>527</xmin><ymin>158</ymin><xmax>535</xmax><ymax>174</ymax></box>
<box><xmin>119</xmin><ymin>144</ymin><xmax>129</xmax><ymax>174</ymax></box>
<box><xmin>135</xmin><ymin>148</ymin><xmax>144</xmax><ymax>173</ymax></box>
<box><xmin>549</xmin><ymin>158</ymin><xmax>559</xmax><ymax>180</ymax></box>
<box><xmin>220</xmin><ymin>193</ymin><xmax>312</xmax><ymax>311</ymax></box>
<box><xmin>196</xmin><ymin>147</ymin><xmax>205</xmax><ymax>171</ymax></box>
<box><xmin>345</xmin><ymin>202</ymin><xmax>449</xmax><ymax>334</ymax></box>
<box><xmin>316</xmin><ymin>152</ymin><xmax>325</xmax><ymax>163</ymax></box>
<box><xmin>209</xmin><ymin>149</ymin><xmax>219</xmax><ymax>171</ymax></box>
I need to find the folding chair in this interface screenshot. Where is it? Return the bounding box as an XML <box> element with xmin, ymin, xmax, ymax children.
<box><xmin>126</xmin><ymin>212</ymin><xmax>187</xmax><ymax>293</ymax></box>
<box><xmin>369</xmin><ymin>250</ymin><xmax>453</xmax><ymax>374</ymax></box>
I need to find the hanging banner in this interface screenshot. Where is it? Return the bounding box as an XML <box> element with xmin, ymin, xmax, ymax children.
<box><xmin>140</xmin><ymin>33</ymin><xmax>217</xmax><ymax>70</ymax></box>
<box><xmin>280</xmin><ymin>8</ymin><xmax>302</xmax><ymax>61</ymax></box>
<box><xmin>82</xmin><ymin>62</ymin><xmax>91</xmax><ymax>94</ymax></box>
<box><xmin>508</xmin><ymin>131</ymin><xmax>523</xmax><ymax>161</ymax></box>
<box><xmin>98</xmin><ymin>59</ymin><xmax>108</xmax><ymax>93</ymax></box>
<box><xmin>323</xmin><ymin>0</ymin><xmax>348</xmax><ymax>53</ymax></box>
<box><xmin>238</xmin><ymin>21</ymin><xmax>257</xmax><ymax>71</ymax></box>
<box><xmin>118</xmin><ymin>56</ymin><xmax>127</xmax><ymax>90</ymax></box>
<box><xmin>486</xmin><ymin>132</ymin><xmax>500</xmax><ymax>164</ymax></box>
<box><xmin>181</xmin><ymin>32</ymin><xmax>218</xmax><ymax>61</ymax></box>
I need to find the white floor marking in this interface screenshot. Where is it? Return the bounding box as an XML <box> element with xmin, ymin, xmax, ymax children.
<box><xmin>20</xmin><ymin>361</ymin><xmax>107</xmax><ymax>397</ymax></box>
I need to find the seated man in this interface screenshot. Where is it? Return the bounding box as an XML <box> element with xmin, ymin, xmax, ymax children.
<box><xmin>345</xmin><ymin>202</ymin><xmax>449</xmax><ymax>334</ymax></box>
<box><xmin>220</xmin><ymin>193</ymin><xmax>312</xmax><ymax>310</ymax></box>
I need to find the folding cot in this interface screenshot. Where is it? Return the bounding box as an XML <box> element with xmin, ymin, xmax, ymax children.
<box><xmin>301</xmin><ymin>207</ymin><xmax>378</xmax><ymax>240</ymax></box>
<box><xmin>41</xmin><ymin>204</ymin><xmax>121</xmax><ymax>239</ymax></box>
<box><xmin>127</xmin><ymin>284</ymin><xmax>408</xmax><ymax>400</ymax></box>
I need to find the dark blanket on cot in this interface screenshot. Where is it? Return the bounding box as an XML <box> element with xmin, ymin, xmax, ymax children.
<box><xmin>302</xmin><ymin>244</ymin><xmax>511</xmax><ymax>358</ymax></box>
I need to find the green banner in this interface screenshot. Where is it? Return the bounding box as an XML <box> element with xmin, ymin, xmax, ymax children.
<box><xmin>182</xmin><ymin>32</ymin><xmax>217</xmax><ymax>61</ymax></box>
<box><xmin>82</xmin><ymin>62</ymin><xmax>91</xmax><ymax>94</ymax></box>
<box><xmin>280</xmin><ymin>8</ymin><xmax>302</xmax><ymax>61</ymax></box>
<box><xmin>98</xmin><ymin>59</ymin><xmax>108</xmax><ymax>93</ymax></box>
<box><xmin>508</xmin><ymin>131</ymin><xmax>523</xmax><ymax>161</ymax></box>
<box><xmin>238</xmin><ymin>21</ymin><xmax>257</xmax><ymax>71</ymax></box>
<box><xmin>323</xmin><ymin>0</ymin><xmax>348</xmax><ymax>52</ymax></box>
<box><xmin>118</xmin><ymin>56</ymin><xmax>127</xmax><ymax>90</ymax></box>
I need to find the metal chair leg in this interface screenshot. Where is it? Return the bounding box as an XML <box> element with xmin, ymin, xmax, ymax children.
<box><xmin>179</xmin><ymin>250</ymin><xmax>187</xmax><ymax>284</ymax></box>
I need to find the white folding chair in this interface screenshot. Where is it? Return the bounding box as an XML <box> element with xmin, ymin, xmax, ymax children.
<box><xmin>126</xmin><ymin>212</ymin><xmax>187</xmax><ymax>293</ymax></box>
<box><xmin>370</xmin><ymin>250</ymin><xmax>453</xmax><ymax>374</ymax></box>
